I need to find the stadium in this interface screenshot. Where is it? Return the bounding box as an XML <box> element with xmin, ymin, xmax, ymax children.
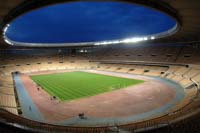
<box><xmin>0</xmin><ymin>0</ymin><xmax>200</xmax><ymax>133</ymax></box>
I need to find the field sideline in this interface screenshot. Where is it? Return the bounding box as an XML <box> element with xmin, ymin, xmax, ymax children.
<box><xmin>30</xmin><ymin>71</ymin><xmax>144</xmax><ymax>101</ymax></box>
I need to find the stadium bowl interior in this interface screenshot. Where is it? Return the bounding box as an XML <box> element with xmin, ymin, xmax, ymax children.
<box><xmin>0</xmin><ymin>0</ymin><xmax>200</xmax><ymax>133</ymax></box>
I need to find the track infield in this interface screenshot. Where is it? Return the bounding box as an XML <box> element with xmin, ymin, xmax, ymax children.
<box><xmin>30</xmin><ymin>71</ymin><xmax>144</xmax><ymax>101</ymax></box>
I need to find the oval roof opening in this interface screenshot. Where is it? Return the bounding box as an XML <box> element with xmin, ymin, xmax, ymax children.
<box><xmin>4</xmin><ymin>1</ymin><xmax>177</xmax><ymax>47</ymax></box>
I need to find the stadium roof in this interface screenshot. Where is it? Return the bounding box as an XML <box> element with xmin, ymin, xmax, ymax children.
<box><xmin>0</xmin><ymin>0</ymin><xmax>200</xmax><ymax>48</ymax></box>
<box><xmin>4</xmin><ymin>2</ymin><xmax>176</xmax><ymax>46</ymax></box>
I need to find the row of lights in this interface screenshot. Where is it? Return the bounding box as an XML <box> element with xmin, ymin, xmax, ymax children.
<box><xmin>3</xmin><ymin>24</ymin><xmax>14</xmax><ymax>45</ymax></box>
<box><xmin>79</xmin><ymin>49</ymin><xmax>88</xmax><ymax>53</ymax></box>
<box><xmin>94</xmin><ymin>36</ymin><xmax>155</xmax><ymax>46</ymax></box>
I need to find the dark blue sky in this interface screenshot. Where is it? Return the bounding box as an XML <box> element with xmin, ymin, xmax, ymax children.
<box><xmin>6</xmin><ymin>1</ymin><xmax>176</xmax><ymax>43</ymax></box>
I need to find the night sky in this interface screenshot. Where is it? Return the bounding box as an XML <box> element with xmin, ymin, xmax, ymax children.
<box><xmin>6</xmin><ymin>1</ymin><xmax>176</xmax><ymax>44</ymax></box>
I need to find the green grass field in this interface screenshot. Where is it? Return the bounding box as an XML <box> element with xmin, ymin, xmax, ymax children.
<box><xmin>31</xmin><ymin>71</ymin><xmax>144</xmax><ymax>101</ymax></box>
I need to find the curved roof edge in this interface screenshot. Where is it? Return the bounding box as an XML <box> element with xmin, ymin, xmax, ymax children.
<box><xmin>1</xmin><ymin>0</ymin><xmax>181</xmax><ymax>47</ymax></box>
<box><xmin>3</xmin><ymin>24</ymin><xmax>179</xmax><ymax>47</ymax></box>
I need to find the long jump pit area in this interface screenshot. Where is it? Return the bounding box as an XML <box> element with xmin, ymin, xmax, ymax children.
<box><xmin>13</xmin><ymin>69</ymin><xmax>185</xmax><ymax>126</ymax></box>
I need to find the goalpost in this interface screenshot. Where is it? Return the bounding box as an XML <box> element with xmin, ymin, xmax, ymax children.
<box><xmin>110</xmin><ymin>83</ymin><xmax>126</xmax><ymax>90</ymax></box>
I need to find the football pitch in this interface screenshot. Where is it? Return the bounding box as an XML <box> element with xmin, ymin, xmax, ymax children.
<box><xmin>31</xmin><ymin>71</ymin><xmax>144</xmax><ymax>101</ymax></box>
